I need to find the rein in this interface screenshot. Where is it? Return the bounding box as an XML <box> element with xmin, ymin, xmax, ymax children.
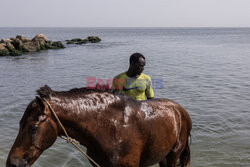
<box><xmin>40</xmin><ymin>97</ymin><xmax>101</xmax><ymax>167</ymax></box>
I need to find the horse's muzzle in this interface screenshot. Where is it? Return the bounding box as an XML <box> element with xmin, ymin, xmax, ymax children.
<box><xmin>6</xmin><ymin>158</ymin><xmax>29</xmax><ymax>167</ymax></box>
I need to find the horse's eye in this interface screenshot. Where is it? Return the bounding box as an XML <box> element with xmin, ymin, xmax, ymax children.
<box><xmin>30</xmin><ymin>126</ymin><xmax>38</xmax><ymax>134</ymax></box>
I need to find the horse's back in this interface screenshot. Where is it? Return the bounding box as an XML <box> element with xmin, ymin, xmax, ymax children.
<box><xmin>146</xmin><ymin>98</ymin><xmax>192</xmax><ymax>129</ymax></box>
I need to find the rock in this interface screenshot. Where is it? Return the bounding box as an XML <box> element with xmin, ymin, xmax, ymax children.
<box><xmin>0</xmin><ymin>43</ymin><xmax>9</xmax><ymax>56</ymax></box>
<box><xmin>32</xmin><ymin>34</ymin><xmax>48</xmax><ymax>42</ymax></box>
<box><xmin>0</xmin><ymin>50</ymin><xmax>9</xmax><ymax>56</ymax></box>
<box><xmin>66</xmin><ymin>38</ymin><xmax>87</xmax><ymax>44</ymax></box>
<box><xmin>43</xmin><ymin>41</ymin><xmax>53</xmax><ymax>49</ymax></box>
<box><xmin>87</xmin><ymin>36</ymin><xmax>101</xmax><ymax>43</ymax></box>
<box><xmin>9</xmin><ymin>49</ymin><xmax>22</xmax><ymax>56</ymax></box>
<box><xmin>0</xmin><ymin>34</ymin><xmax>65</xmax><ymax>56</ymax></box>
<box><xmin>16</xmin><ymin>35</ymin><xmax>29</xmax><ymax>42</ymax></box>
<box><xmin>6</xmin><ymin>42</ymin><xmax>16</xmax><ymax>51</ymax></box>
<box><xmin>65</xmin><ymin>36</ymin><xmax>101</xmax><ymax>45</ymax></box>
<box><xmin>76</xmin><ymin>39</ymin><xmax>88</xmax><ymax>45</ymax></box>
<box><xmin>5</xmin><ymin>42</ymin><xmax>21</xmax><ymax>56</ymax></box>
<box><xmin>19</xmin><ymin>41</ymin><xmax>40</xmax><ymax>52</ymax></box>
<box><xmin>11</xmin><ymin>38</ymin><xmax>23</xmax><ymax>50</ymax></box>
<box><xmin>51</xmin><ymin>41</ymin><xmax>65</xmax><ymax>49</ymax></box>
<box><xmin>0</xmin><ymin>43</ymin><xmax>7</xmax><ymax>50</ymax></box>
<box><xmin>0</xmin><ymin>38</ymin><xmax>11</xmax><ymax>44</ymax></box>
<box><xmin>71</xmin><ymin>38</ymin><xmax>82</xmax><ymax>42</ymax></box>
<box><xmin>39</xmin><ymin>40</ymin><xmax>47</xmax><ymax>50</ymax></box>
<box><xmin>66</xmin><ymin>40</ymin><xmax>74</xmax><ymax>44</ymax></box>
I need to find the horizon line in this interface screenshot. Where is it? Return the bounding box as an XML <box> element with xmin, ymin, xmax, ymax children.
<box><xmin>1</xmin><ymin>26</ymin><xmax>250</xmax><ymax>29</ymax></box>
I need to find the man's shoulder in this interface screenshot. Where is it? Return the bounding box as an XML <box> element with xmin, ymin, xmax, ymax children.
<box><xmin>114</xmin><ymin>72</ymin><xmax>127</xmax><ymax>79</ymax></box>
<box><xmin>140</xmin><ymin>73</ymin><xmax>152</xmax><ymax>80</ymax></box>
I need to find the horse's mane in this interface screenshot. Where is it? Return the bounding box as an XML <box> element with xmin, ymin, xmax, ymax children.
<box><xmin>36</xmin><ymin>84</ymin><xmax>120</xmax><ymax>99</ymax></box>
<box><xmin>36</xmin><ymin>85</ymin><xmax>54</xmax><ymax>99</ymax></box>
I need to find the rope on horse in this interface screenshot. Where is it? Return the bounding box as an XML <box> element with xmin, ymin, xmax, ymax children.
<box><xmin>42</xmin><ymin>98</ymin><xmax>101</xmax><ymax>167</ymax></box>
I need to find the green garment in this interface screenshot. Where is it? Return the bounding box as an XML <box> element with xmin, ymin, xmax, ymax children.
<box><xmin>113</xmin><ymin>72</ymin><xmax>154</xmax><ymax>101</ymax></box>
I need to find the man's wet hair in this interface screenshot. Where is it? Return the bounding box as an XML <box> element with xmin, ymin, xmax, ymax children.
<box><xmin>129</xmin><ymin>53</ymin><xmax>145</xmax><ymax>64</ymax></box>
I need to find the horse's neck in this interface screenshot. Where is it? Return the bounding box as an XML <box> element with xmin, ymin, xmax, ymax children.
<box><xmin>50</xmin><ymin>92</ymin><xmax>120</xmax><ymax>146</ymax></box>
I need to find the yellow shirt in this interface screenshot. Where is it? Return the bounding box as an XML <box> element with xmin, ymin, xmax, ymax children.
<box><xmin>113</xmin><ymin>72</ymin><xmax>154</xmax><ymax>101</ymax></box>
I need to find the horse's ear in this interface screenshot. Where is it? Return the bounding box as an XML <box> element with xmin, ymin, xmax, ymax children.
<box><xmin>36</xmin><ymin>96</ymin><xmax>45</xmax><ymax>111</ymax></box>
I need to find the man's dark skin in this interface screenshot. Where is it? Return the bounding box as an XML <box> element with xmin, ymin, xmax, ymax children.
<box><xmin>126</xmin><ymin>57</ymin><xmax>146</xmax><ymax>78</ymax></box>
<box><xmin>126</xmin><ymin>57</ymin><xmax>153</xmax><ymax>99</ymax></box>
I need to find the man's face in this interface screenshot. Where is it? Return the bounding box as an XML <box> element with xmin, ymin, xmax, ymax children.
<box><xmin>131</xmin><ymin>57</ymin><xmax>146</xmax><ymax>76</ymax></box>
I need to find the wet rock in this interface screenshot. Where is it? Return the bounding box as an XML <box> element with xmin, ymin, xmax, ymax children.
<box><xmin>0</xmin><ymin>43</ymin><xmax>9</xmax><ymax>56</ymax></box>
<box><xmin>0</xmin><ymin>38</ymin><xmax>11</xmax><ymax>44</ymax></box>
<box><xmin>0</xmin><ymin>34</ymin><xmax>65</xmax><ymax>56</ymax></box>
<box><xmin>32</xmin><ymin>34</ymin><xmax>48</xmax><ymax>42</ymax></box>
<box><xmin>51</xmin><ymin>41</ymin><xmax>65</xmax><ymax>49</ymax></box>
<box><xmin>66</xmin><ymin>40</ymin><xmax>74</xmax><ymax>44</ymax></box>
<box><xmin>16</xmin><ymin>35</ymin><xmax>29</xmax><ymax>42</ymax></box>
<box><xmin>6</xmin><ymin>42</ymin><xmax>21</xmax><ymax>56</ymax></box>
<box><xmin>20</xmin><ymin>41</ymin><xmax>40</xmax><ymax>52</ymax></box>
<box><xmin>11</xmin><ymin>38</ymin><xmax>23</xmax><ymax>50</ymax></box>
<box><xmin>87</xmin><ymin>36</ymin><xmax>101</xmax><ymax>43</ymax></box>
<box><xmin>39</xmin><ymin>40</ymin><xmax>47</xmax><ymax>50</ymax></box>
<box><xmin>65</xmin><ymin>36</ymin><xmax>101</xmax><ymax>45</ymax></box>
<box><xmin>71</xmin><ymin>38</ymin><xmax>82</xmax><ymax>42</ymax></box>
<box><xmin>0</xmin><ymin>50</ymin><xmax>9</xmax><ymax>56</ymax></box>
<box><xmin>0</xmin><ymin>43</ymin><xmax>7</xmax><ymax>50</ymax></box>
<box><xmin>76</xmin><ymin>39</ymin><xmax>88</xmax><ymax>45</ymax></box>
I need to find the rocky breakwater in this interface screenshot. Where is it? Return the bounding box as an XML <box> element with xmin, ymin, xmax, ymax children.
<box><xmin>65</xmin><ymin>36</ymin><xmax>101</xmax><ymax>45</ymax></box>
<box><xmin>0</xmin><ymin>34</ymin><xmax>65</xmax><ymax>56</ymax></box>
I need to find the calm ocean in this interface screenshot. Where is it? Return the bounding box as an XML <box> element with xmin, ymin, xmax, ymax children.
<box><xmin>0</xmin><ymin>28</ymin><xmax>249</xmax><ymax>167</ymax></box>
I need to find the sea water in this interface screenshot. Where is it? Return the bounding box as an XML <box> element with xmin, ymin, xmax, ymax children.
<box><xmin>0</xmin><ymin>27</ymin><xmax>249</xmax><ymax>167</ymax></box>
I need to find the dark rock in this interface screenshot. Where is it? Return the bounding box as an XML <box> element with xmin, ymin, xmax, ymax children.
<box><xmin>51</xmin><ymin>41</ymin><xmax>65</xmax><ymax>49</ymax></box>
<box><xmin>65</xmin><ymin>36</ymin><xmax>101</xmax><ymax>45</ymax></box>
<box><xmin>11</xmin><ymin>38</ymin><xmax>23</xmax><ymax>50</ymax></box>
<box><xmin>71</xmin><ymin>38</ymin><xmax>82</xmax><ymax>42</ymax></box>
<box><xmin>0</xmin><ymin>49</ymin><xmax>9</xmax><ymax>56</ymax></box>
<box><xmin>5</xmin><ymin>42</ymin><xmax>21</xmax><ymax>56</ymax></box>
<box><xmin>9</xmin><ymin>49</ymin><xmax>22</xmax><ymax>56</ymax></box>
<box><xmin>66</xmin><ymin>40</ymin><xmax>74</xmax><ymax>44</ymax></box>
<box><xmin>0</xmin><ymin>43</ymin><xmax>9</xmax><ymax>56</ymax></box>
<box><xmin>76</xmin><ymin>39</ymin><xmax>88</xmax><ymax>45</ymax></box>
<box><xmin>87</xmin><ymin>36</ymin><xmax>101</xmax><ymax>43</ymax></box>
<box><xmin>16</xmin><ymin>35</ymin><xmax>29</xmax><ymax>42</ymax></box>
<box><xmin>39</xmin><ymin>41</ymin><xmax>47</xmax><ymax>50</ymax></box>
<box><xmin>44</xmin><ymin>41</ymin><xmax>53</xmax><ymax>49</ymax></box>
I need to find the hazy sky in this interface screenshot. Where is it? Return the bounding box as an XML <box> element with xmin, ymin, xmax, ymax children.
<box><xmin>1</xmin><ymin>0</ymin><xmax>250</xmax><ymax>27</ymax></box>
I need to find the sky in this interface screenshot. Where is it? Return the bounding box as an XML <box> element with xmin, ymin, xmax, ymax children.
<box><xmin>1</xmin><ymin>0</ymin><xmax>250</xmax><ymax>27</ymax></box>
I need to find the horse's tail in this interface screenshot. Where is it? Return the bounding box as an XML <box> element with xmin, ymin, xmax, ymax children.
<box><xmin>179</xmin><ymin>134</ymin><xmax>191</xmax><ymax>167</ymax></box>
<box><xmin>179</xmin><ymin>106</ymin><xmax>192</xmax><ymax>167</ymax></box>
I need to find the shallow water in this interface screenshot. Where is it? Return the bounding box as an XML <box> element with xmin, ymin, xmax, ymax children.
<box><xmin>0</xmin><ymin>28</ymin><xmax>249</xmax><ymax>166</ymax></box>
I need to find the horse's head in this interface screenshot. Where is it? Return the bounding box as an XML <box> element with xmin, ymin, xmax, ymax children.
<box><xmin>6</xmin><ymin>97</ymin><xmax>58</xmax><ymax>167</ymax></box>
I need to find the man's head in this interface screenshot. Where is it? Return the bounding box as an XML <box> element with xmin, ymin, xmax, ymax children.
<box><xmin>128</xmin><ymin>53</ymin><xmax>146</xmax><ymax>77</ymax></box>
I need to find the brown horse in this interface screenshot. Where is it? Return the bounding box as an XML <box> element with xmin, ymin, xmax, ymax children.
<box><xmin>6</xmin><ymin>85</ymin><xmax>192</xmax><ymax>167</ymax></box>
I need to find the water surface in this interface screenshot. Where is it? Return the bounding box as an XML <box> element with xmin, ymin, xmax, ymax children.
<box><xmin>0</xmin><ymin>28</ymin><xmax>249</xmax><ymax>166</ymax></box>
